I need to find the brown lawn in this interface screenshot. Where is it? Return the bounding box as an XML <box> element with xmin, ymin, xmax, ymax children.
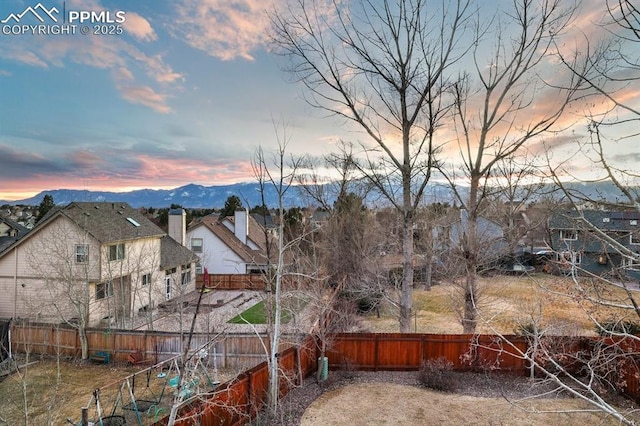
<box><xmin>361</xmin><ymin>273</ymin><xmax>638</xmax><ymax>335</ymax></box>
<box><xmin>0</xmin><ymin>359</ymin><xmax>237</xmax><ymax>425</ymax></box>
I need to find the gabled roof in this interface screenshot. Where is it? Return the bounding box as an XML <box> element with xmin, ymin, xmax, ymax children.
<box><xmin>58</xmin><ymin>202</ymin><xmax>164</xmax><ymax>243</ymax></box>
<box><xmin>549</xmin><ymin>210</ymin><xmax>640</xmax><ymax>232</ymax></box>
<box><xmin>0</xmin><ymin>217</ymin><xmax>28</xmax><ymax>253</ymax></box>
<box><xmin>226</xmin><ymin>215</ymin><xmax>271</xmax><ymax>253</ymax></box>
<box><xmin>450</xmin><ymin>210</ymin><xmax>504</xmax><ymax>244</ymax></box>
<box><xmin>0</xmin><ymin>202</ymin><xmax>165</xmax><ymax>258</ymax></box>
<box><xmin>190</xmin><ymin>214</ymin><xmax>272</xmax><ymax>265</ymax></box>
<box><xmin>160</xmin><ymin>235</ymin><xmax>198</xmax><ymax>269</ymax></box>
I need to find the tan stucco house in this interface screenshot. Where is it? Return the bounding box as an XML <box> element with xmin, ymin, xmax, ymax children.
<box><xmin>0</xmin><ymin>202</ymin><xmax>197</xmax><ymax>328</ymax></box>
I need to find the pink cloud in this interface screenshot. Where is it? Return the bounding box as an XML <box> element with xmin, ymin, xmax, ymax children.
<box><xmin>0</xmin><ymin>48</ymin><xmax>48</xmax><ymax>68</ymax></box>
<box><xmin>172</xmin><ymin>0</ymin><xmax>276</xmax><ymax>61</ymax></box>
<box><xmin>0</xmin><ymin>155</ymin><xmax>258</xmax><ymax>201</ymax></box>
<box><xmin>118</xmin><ymin>85</ymin><xmax>172</xmax><ymax>114</ymax></box>
<box><xmin>122</xmin><ymin>12</ymin><xmax>157</xmax><ymax>42</ymax></box>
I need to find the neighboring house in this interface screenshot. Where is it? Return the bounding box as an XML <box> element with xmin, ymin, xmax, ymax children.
<box><xmin>185</xmin><ymin>209</ymin><xmax>272</xmax><ymax>275</ymax></box>
<box><xmin>549</xmin><ymin>210</ymin><xmax>640</xmax><ymax>280</ymax></box>
<box><xmin>0</xmin><ymin>202</ymin><xmax>197</xmax><ymax>327</ymax></box>
<box><xmin>0</xmin><ymin>216</ymin><xmax>28</xmax><ymax>253</ymax></box>
<box><xmin>433</xmin><ymin>209</ymin><xmax>508</xmax><ymax>267</ymax></box>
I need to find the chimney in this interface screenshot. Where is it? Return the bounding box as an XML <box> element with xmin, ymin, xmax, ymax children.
<box><xmin>168</xmin><ymin>208</ymin><xmax>186</xmax><ymax>246</ymax></box>
<box><xmin>234</xmin><ymin>209</ymin><xmax>248</xmax><ymax>244</ymax></box>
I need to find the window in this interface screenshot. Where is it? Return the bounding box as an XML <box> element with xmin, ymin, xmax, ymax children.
<box><xmin>631</xmin><ymin>233</ymin><xmax>640</xmax><ymax>245</ymax></box>
<box><xmin>191</xmin><ymin>238</ymin><xmax>203</xmax><ymax>253</ymax></box>
<box><xmin>560</xmin><ymin>230</ymin><xmax>578</xmax><ymax>241</ymax></box>
<box><xmin>624</xmin><ymin>257</ymin><xmax>640</xmax><ymax>270</ymax></box>
<box><xmin>165</xmin><ymin>277</ymin><xmax>172</xmax><ymax>300</ymax></box>
<box><xmin>196</xmin><ymin>262</ymin><xmax>202</xmax><ymax>274</ymax></box>
<box><xmin>558</xmin><ymin>251</ymin><xmax>581</xmax><ymax>265</ymax></box>
<box><xmin>181</xmin><ymin>264</ymin><xmax>191</xmax><ymax>286</ymax></box>
<box><xmin>141</xmin><ymin>273</ymin><xmax>151</xmax><ymax>286</ymax></box>
<box><xmin>109</xmin><ymin>243</ymin><xmax>125</xmax><ymax>261</ymax></box>
<box><xmin>96</xmin><ymin>281</ymin><xmax>113</xmax><ymax>300</ymax></box>
<box><xmin>76</xmin><ymin>245</ymin><xmax>89</xmax><ymax>263</ymax></box>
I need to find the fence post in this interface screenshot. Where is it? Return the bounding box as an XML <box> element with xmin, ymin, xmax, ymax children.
<box><xmin>247</xmin><ymin>371</ymin><xmax>253</xmax><ymax>419</ymax></box>
<box><xmin>374</xmin><ymin>334</ymin><xmax>379</xmax><ymax>372</ymax></box>
<box><xmin>294</xmin><ymin>346</ymin><xmax>301</xmax><ymax>386</ymax></box>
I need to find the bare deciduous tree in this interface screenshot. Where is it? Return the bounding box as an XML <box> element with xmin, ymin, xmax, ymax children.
<box><xmin>439</xmin><ymin>0</ymin><xmax>586</xmax><ymax>333</ymax></box>
<box><xmin>271</xmin><ymin>0</ymin><xmax>474</xmax><ymax>332</ymax></box>
<box><xmin>25</xmin><ymin>220</ymin><xmax>94</xmax><ymax>359</ymax></box>
<box><xmin>252</xmin><ymin>124</ymin><xmax>303</xmax><ymax>417</ymax></box>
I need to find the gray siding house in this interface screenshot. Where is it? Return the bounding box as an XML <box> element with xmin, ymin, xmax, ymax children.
<box><xmin>548</xmin><ymin>210</ymin><xmax>640</xmax><ymax>280</ymax></box>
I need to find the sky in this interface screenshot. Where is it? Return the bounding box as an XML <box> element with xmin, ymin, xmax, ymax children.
<box><xmin>0</xmin><ymin>0</ymin><xmax>638</xmax><ymax>202</ymax></box>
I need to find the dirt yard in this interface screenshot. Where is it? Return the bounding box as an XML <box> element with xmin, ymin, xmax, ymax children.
<box><xmin>279</xmin><ymin>371</ymin><xmax>639</xmax><ymax>426</ymax></box>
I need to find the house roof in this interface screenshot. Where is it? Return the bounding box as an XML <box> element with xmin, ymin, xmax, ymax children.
<box><xmin>0</xmin><ymin>217</ymin><xmax>29</xmax><ymax>253</ymax></box>
<box><xmin>0</xmin><ymin>202</ymin><xmax>165</xmax><ymax>258</ymax></box>
<box><xmin>160</xmin><ymin>235</ymin><xmax>198</xmax><ymax>269</ymax></box>
<box><xmin>226</xmin><ymin>215</ymin><xmax>271</xmax><ymax>253</ymax></box>
<box><xmin>549</xmin><ymin>210</ymin><xmax>640</xmax><ymax>232</ymax></box>
<box><xmin>59</xmin><ymin>202</ymin><xmax>165</xmax><ymax>243</ymax></box>
<box><xmin>450</xmin><ymin>210</ymin><xmax>504</xmax><ymax>244</ymax></box>
<box><xmin>190</xmin><ymin>214</ymin><xmax>272</xmax><ymax>265</ymax></box>
<box><xmin>250</xmin><ymin>213</ymin><xmax>275</xmax><ymax>229</ymax></box>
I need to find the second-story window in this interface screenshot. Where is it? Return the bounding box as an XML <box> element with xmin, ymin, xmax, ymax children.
<box><xmin>141</xmin><ymin>273</ymin><xmax>151</xmax><ymax>286</ymax></box>
<box><xmin>109</xmin><ymin>243</ymin><xmax>125</xmax><ymax>261</ymax></box>
<box><xmin>191</xmin><ymin>238</ymin><xmax>203</xmax><ymax>253</ymax></box>
<box><xmin>560</xmin><ymin>230</ymin><xmax>578</xmax><ymax>241</ymax></box>
<box><xmin>631</xmin><ymin>233</ymin><xmax>640</xmax><ymax>245</ymax></box>
<box><xmin>76</xmin><ymin>245</ymin><xmax>89</xmax><ymax>263</ymax></box>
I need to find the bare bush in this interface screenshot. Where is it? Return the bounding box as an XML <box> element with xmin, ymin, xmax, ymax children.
<box><xmin>417</xmin><ymin>357</ymin><xmax>458</xmax><ymax>392</ymax></box>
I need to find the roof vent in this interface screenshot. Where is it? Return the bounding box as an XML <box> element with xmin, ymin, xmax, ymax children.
<box><xmin>603</xmin><ymin>217</ymin><xmax>610</xmax><ymax>223</ymax></box>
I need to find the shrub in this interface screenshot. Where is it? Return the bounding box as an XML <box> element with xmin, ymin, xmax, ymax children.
<box><xmin>417</xmin><ymin>357</ymin><xmax>457</xmax><ymax>392</ymax></box>
<box><xmin>596</xmin><ymin>320</ymin><xmax>640</xmax><ymax>336</ymax></box>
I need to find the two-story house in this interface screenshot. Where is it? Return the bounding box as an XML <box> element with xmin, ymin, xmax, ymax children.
<box><xmin>185</xmin><ymin>209</ymin><xmax>273</xmax><ymax>275</ymax></box>
<box><xmin>0</xmin><ymin>202</ymin><xmax>197</xmax><ymax>328</ymax></box>
<box><xmin>548</xmin><ymin>210</ymin><xmax>640</xmax><ymax>280</ymax></box>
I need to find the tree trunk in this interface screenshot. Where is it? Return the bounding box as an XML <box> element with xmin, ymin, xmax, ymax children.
<box><xmin>79</xmin><ymin>326</ymin><xmax>89</xmax><ymax>360</ymax></box>
<box><xmin>462</xmin><ymin>177</ymin><xmax>480</xmax><ymax>334</ymax></box>
<box><xmin>400</xmin><ymin>212</ymin><xmax>414</xmax><ymax>333</ymax></box>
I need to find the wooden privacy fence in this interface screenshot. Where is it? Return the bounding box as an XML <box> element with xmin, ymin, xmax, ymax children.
<box><xmin>196</xmin><ymin>274</ymin><xmax>267</xmax><ymax>291</ymax></box>
<box><xmin>155</xmin><ymin>333</ymin><xmax>640</xmax><ymax>425</ymax></box>
<box><xmin>9</xmin><ymin>326</ymin><xmax>640</xmax><ymax>424</ymax></box>
<box><xmin>195</xmin><ymin>274</ymin><xmax>299</xmax><ymax>291</ymax></box>
<box><xmin>156</xmin><ymin>335</ymin><xmax>318</xmax><ymax>426</ymax></box>
<box><xmin>326</xmin><ymin>333</ymin><xmax>529</xmax><ymax>372</ymax></box>
<box><xmin>8</xmin><ymin>322</ymin><xmax>303</xmax><ymax>370</ymax></box>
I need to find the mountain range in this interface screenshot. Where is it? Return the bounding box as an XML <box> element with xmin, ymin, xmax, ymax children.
<box><xmin>1</xmin><ymin>183</ymin><xmax>304</xmax><ymax>209</ymax></box>
<box><xmin>0</xmin><ymin>181</ymin><xmax>633</xmax><ymax>209</ymax></box>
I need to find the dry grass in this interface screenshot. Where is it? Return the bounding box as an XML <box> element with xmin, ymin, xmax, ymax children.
<box><xmin>0</xmin><ymin>359</ymin><xmax>141</xmax><ymax>425</ymax></box>
<box><xmin>0</xmin><ymin>358</ymin><xmax>238</xmax><ymax>425</ymax></box>
<box><xmin>300</xmin><ymin>383</ymin><xmax>625</xmax><ymax>426</ymax></box>
<box><xmin>361</xmin><ymin>273</ymin><xmax>638</xmax><ymax>335</ymax></box>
